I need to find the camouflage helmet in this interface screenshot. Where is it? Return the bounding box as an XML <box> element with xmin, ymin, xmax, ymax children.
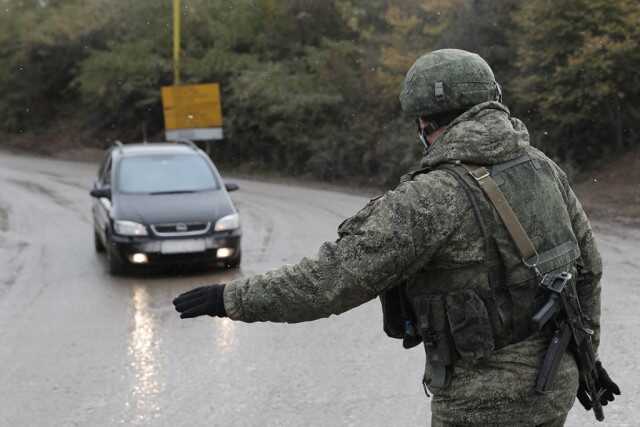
<box><xmin>400</xmin><ymin>49</ymin><xmax>501</xmax><ymax>118</ymax></box>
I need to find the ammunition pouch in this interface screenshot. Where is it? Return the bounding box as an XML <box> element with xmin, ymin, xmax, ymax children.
<box><xmin>381</xmin><ymin>286</ymin><xmax>498</xmax><ymax>388</ymax></box>
<box><xmin>380</xmin><ymin>286</ymin><xmax>406</xmax><ymax>340</ymax></box>
<box><xmin>380</xmin><ymin>285</ymin><xmax>422</xmax><ymax>349</ymax></box>
<box><xmin>445</xmin><ymin>290</ymin><xmax>495</xmax><ymax>360</ymax></box>
<box><xmin>412</xmin><ymin>294</ymin><xmax>454</xmax><ymax>389</ymax></box>
<box><xmin>411</xmin><ymin>288</ymin><xmax>502</xmax><ymax>390</ymax></box>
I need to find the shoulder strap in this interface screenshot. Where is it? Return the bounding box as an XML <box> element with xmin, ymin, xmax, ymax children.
<box><xmin>461</xmin><ymin>164</ymin><xmax>541</xmax><ymax>274</ymax></box>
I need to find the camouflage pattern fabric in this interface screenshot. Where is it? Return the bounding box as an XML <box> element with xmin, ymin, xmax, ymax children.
<box><xmin>223</xmin><ymin>101</ymin><xmax>602</xmax><ymax>425</ymax></box>
<box><xmin>431</xmin><ymin>410</ymin><xmax>567</xmax><ymax>427</ymax></box>
<box><xmin>445</xmin><ymin>290</ymin><xmax>495</xmax><ymax>360</ymax></box>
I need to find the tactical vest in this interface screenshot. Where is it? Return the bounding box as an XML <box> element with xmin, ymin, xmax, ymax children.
<box><xmin>396</xmin><ymin>151</ymin><xmax>581</xmax><ymax>390</ymax></box>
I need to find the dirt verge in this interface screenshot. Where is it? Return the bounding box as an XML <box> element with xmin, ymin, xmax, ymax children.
<box><xmin>574</xmin><ymin>147</ymin><xmax>640</xmax><ymax>227</ymax></box>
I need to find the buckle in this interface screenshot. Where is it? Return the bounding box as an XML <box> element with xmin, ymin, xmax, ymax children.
<box><xmin>523</xmin><ymin>253</ymin><xmax>542</xmax><ymax>277</ymax></box>
<box><xmin>469</xmin><ymin>167</ymin><xmax>490</xmax><ymax>181</ymax></box>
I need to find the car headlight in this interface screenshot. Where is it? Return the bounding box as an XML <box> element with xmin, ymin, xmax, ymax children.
<box><xmin>114</xmin><ymin>220</ymin><xmax>148</xmax><ymax>236</ymax></box>
<box><xmin>214</xmin><ymin>213</ymin><xmax>240</xmax><ymax>231</ymax></box>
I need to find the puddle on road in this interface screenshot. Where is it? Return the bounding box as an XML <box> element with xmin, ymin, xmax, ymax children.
<box><xmin>215</xmin><ymin>317</ymin><xmax>236</xmax><ymax>353</ymax></box>
<box><xmin>126</xmin><ymin>285</ymin><xmax>164</xmax><ymax>424</ymax></box>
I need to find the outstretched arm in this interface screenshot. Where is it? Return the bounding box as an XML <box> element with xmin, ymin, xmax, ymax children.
<box><xmin>222</xmin><ymin>172</ymin><xmax>464</xmax><ymax>323</ymax></box>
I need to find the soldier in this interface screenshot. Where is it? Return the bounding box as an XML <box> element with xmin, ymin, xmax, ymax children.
<box><xmin>173</xmin><ymin>49</ymin><xmax>618</xmax><ymax>426</ymax></box>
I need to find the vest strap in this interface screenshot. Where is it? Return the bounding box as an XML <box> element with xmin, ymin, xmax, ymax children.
<box><xmin>537</xmin><ymin>240</ymin><xmax>580</xmax><ymax>267</ymax></box>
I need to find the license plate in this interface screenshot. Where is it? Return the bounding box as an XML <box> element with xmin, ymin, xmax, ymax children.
<box><xmin>161</xmin><ymin>239</ymin><xmax>206</xmax><ymax>254</ymax></box>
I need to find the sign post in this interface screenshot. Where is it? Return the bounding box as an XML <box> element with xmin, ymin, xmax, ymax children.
<box><xmin>173</xmin><ymin>0</ymin><xmax>181</xmax><ymax>85</ymax></box>
<box><xmin>165</xmin><ymin>2</ymin><xmax>223</xmax><ymax>145</ymax></box>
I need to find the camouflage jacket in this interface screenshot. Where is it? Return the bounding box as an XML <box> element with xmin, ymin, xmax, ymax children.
<box><xmin>223</xmin><ymin>102</ymin><xmax>602</xmax><ymax>425</ymax></box>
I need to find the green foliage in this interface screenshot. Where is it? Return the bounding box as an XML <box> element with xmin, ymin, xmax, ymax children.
<box><xmin>513</xmin><ymin>0</ymin><xmax>640</xmax><ymax>161</ymax></box>
<box><xmin>74</xmin><ymin>40</ymin><xmax>170</xmax><ymax>129</ymax></box>
<box><xmin>0</xmin><ymin>0</ymin><xmax>90</xmax><ymax>131</ymax></box>
<box><xmin>437</xmin><ymin>0</ymin><xmax>522</xmax><ymax>83</ymax></box>
<box><xmin>0</xmin><ymin>0</ymin><xmax>638</xmax><ymax>183</ymax></box>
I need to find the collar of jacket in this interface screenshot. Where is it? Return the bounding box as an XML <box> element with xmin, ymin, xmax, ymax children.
<box><xmin>420</xmin><ymin>101</ymin><xmax>531</xmax><ymax>169</ymax></box>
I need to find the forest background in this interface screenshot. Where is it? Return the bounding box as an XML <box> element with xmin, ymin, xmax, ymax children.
<box><xmin>1</xmin><ymin>0</ymin><xmax>639</xmax><ymax>186</ymax></box>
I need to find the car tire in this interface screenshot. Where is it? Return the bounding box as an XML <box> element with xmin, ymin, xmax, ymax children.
<box><xmin>106</xmin><ymin>233</ymin><xmax>126</xmax><ymax>276</ymax></box>
<box><xmin>225</xmin><ymin>251</ymin><xmax>242</xmax><ymax>269</ymax></box>
<box><xmin>94</xmin><ymin>230</ymin><xmax>105</xmax><ymax>253</ymax></box>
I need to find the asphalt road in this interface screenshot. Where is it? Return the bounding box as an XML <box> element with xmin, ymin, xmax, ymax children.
<box><xmin>0</xmin><ymin>151</ymin><xmax>637</xmax><ymax>426</ymax></box>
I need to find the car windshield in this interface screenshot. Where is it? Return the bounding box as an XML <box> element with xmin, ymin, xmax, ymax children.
<box><xmin>117</xmin><ymin>154</ymin><xmax>219</xmax><ymax>194</ymax></box>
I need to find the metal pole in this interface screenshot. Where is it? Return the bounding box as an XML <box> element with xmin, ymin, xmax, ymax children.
<box><xmin>173</xmin><ymin>0</ymin><xmax>181</xmax><ymax>85</ymax></box>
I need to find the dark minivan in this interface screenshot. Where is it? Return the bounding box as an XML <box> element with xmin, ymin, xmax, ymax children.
<box><xmin>90</xmin><ymin>141</ymin><xmax>241</xmax><ymax>274</ymax></box>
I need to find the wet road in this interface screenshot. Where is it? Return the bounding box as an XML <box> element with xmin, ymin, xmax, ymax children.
<box><xmin>0</xmin><ymin>151</ymin><xmax>637</xmax><ymax>426</ymax></box>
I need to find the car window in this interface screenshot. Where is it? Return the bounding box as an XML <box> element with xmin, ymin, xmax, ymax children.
<box><xmin>116</xmin><ymin>154</ymin><xmax>220</xmax><ymax>194</ymax></box>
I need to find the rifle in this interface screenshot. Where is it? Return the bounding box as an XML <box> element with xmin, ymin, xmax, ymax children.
<box><xmin>532</xmin><ymin>272</ymin><xmax>619</xmax><ymax>422</ymax></box>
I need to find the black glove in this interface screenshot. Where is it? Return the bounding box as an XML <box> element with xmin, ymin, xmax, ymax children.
<box><xmin>595</xmin><ymin>361</ymin><xmax>621</xmax><ymax>405</ymax></box>
<box><xmin>576</xmin><ymin>361</ymin><xmax>621</xmax><ymax>410</ymax></box>
<box><xmin>576</xmin><ymin>381</ymin><xmax>592</xmax><ymax>410</ymax></box>
<box><xmin>173</xmin><ymin>284</ymin><xmax>226</xmax><ymax>319</ymax></box>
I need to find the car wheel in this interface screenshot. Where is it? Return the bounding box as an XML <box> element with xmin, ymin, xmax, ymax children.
<box><xmin>106</xmin><ymin>233</ymin><xmax>126</xmax><ymax>275</ymax></box>
<box><xmin>225</xmin><ymin>252</ymin><xmax>241</xmax><ymax>269</ymax></box>
<box><xmin>94</xmin><ymin>230</ymin><xmax>105</xmax><ymax>253</ymax></box>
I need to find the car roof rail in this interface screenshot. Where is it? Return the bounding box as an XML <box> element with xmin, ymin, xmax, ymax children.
<box><xmin>176</xmin><ymin>139</ymin><xmax>198</xmax><ymax>150</ymax></box>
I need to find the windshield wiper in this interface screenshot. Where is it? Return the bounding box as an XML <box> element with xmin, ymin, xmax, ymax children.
<box><xmin>148</xmin><ymin>190</ymin><xmax>197</xmax><ymax>195</ymax></box>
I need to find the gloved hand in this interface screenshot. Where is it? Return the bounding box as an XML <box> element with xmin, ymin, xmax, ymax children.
<box><xmin>576</xmin><ymin>361</ymin><xmax>621</xmax><ymax>410</ymax></box>
<box><xmin>595</xmin><ymin>361</ymin><xmax>621</xmax><ymax>405</ymax></box>
<box><xmin>173</xmin><ymin>284</ymin><xmax>226</xmax><ymax>319</ymax></box>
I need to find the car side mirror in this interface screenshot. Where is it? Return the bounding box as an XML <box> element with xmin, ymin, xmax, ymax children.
<box><xmin>225</xmin><ymin>183</ymin><xmax>239</xmax><ymax>192</ymax></box>
<box><xmin>90</xmin><ymin>186</ymin><xmax>111</xmax><ymax>199</ymax></box>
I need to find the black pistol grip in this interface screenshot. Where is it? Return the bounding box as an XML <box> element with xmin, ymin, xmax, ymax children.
<box><xmin>532</xmin><ymin>294</ymin><xmax>560</xmax><ymax>330</ymax></box>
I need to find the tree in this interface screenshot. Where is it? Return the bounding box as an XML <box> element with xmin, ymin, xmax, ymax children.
<box><xmin>2</xmin><ymin>0</ymin><xmax>637</xmax><ymax>182</ymax></box>
<box><xmin>437</xmin><ymin>0</ymin><xmax>523</xmax><ymax>85</ymax></box>
<box><xmin>512</xmin><ymin>0</ymin><xmax>640</xmax><ymax>161</ymax></box>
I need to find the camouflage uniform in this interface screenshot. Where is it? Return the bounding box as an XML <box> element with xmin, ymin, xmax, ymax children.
<box><xmin>223</xmin><ymin>101</ymin><xmax>602</xmax><ymax>425</ymax></box>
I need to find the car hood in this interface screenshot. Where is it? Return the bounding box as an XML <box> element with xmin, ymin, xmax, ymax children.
<box><xmin>112</xmin><ymin>190</ymin><xmax>235</xmax><ymax>225</ymax></box>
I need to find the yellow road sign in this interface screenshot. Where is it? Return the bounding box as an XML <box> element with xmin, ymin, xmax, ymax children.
<box><xmin>161</xmin><ymin>83</ymin><xmax>223</xmax><ymax>130</ymax></box>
